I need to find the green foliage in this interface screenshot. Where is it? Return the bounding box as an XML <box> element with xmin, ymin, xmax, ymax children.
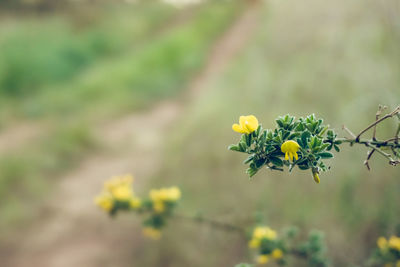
<box><xmin>296</xmin><ymin>231</ymin><xmax>330</xmax><ymax>267</ymax></box>
<box><xmin>0</xmin><ymin>2</ymin><xmax>176</xmax><ymax>97</ymax></box>
<box><xmin>229</xmin><ymin>114</ymin><xmax>340</xmax><ymax>180</ymax></box>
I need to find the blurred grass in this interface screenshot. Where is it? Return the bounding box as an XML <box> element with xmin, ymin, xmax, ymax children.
<box><xmin>139</xmin><ymin>0</ymin><xmax>400</xmax><ymax>266</ymax></box>
<box><xmin>0</xmin><ymin>125</ymin><xmax>97</xmax><ymax>230</ymax></box>
<box><xmin>0</xmin><ymin>2</ymin><xmax>176</xmax><ymax>98</ymax></box>
<box><xmin>0</xmin><ymin>1</ymin><xmax>242</xmax><ymax>123</ymax></box>
<box><xmin>0</xmin><ymin>1</ymin><xmax>242</xmax><ymax>232</ymax></box>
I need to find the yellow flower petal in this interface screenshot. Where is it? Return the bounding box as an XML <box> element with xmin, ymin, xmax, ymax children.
<box><xmin>271</xmin><ymin>249</ymin><xmax>283</xmax><ymax>259</ymax></box>
<box><xmin>233</xmin><ymin>115</ymin><xmax>259</xmax><ymax>134</ymax></box>
<box><xmin>257</xmin><ymin>255</ymin><xmax>269</xmax><ymax>264</ymax></box>
<box><xmin>232</xmin><ymin>123</ymin><xmax>246</xmax><ymax>134</ymax></box>
<box><xmin>281</xmin><ymin>140</ymin><xmax>300</xmax><ymax>162</ymax></box>
<box><xmin>389</xmin><ymin>236</ymin><xmax>400</xmax><ymax>251</ymax></box>
<box><xmin>248</xmin><ymin>238</ymin><xmax>260</xmax><ymax>248</ymax></box>
<box><xmin>377</xmin><ymin>237</ymin><xmax>387</xmax><ymax>249</ymax></box>
<box><xmin>243</xmin><ymin>115</ymin><xmax>259</xmax><ymax>133</ymax></box>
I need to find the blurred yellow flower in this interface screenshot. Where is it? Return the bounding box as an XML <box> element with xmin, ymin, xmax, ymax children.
<box><xmin>257</xmin><ymin>254</ymin><xmax>269</xmax><ymax>265</ymax></box>
<box><xmin>248</xmin><ymin>238</ymin><xmax>260</xmax><ymax>248</ymax></box>
<box><xmin>94</xmin><ymin>193</ymin><xmax>113</xmax><ymax>212</ymax></box>
<box><xmin>253</xmin><ymin>226</ymin><xmax>277</xmax><ymax>240</ymax></box>
<box><xmin>143</xmin><ymin>227</ymin><xmax>161</xmax><ymax>240</ymax></box>
<box><xmin>95</xmin><ymin>174</ymin><xmax>142</xmax><ymax>213</ymax></box>
<box><xmin>153</xmin><ymin>201</ymin><xmax>165</xmax><ymax>213</ymax></box>
<box><xmin>377</xmin><ymin>237</ymin><xmax>388</xmax><ymax>250</ymax></box>
<box><xmin>271</xmin><ymin>249</ymin><xmax>283</xmax><ymax>259</ymax></box>
<box><xmin>105</xmin><ymin>174</ymin><xmax>134</xmax><ymax>201</ymax></box>
<box><xmin>130</xmin><ymin>198</ymin><xmax>141</xmax><ymax>209</ymax></box>
<box><xmin>281</xmin><ymin>140</ymin><xmax>300</xmax><ymax>161</ymax></box>
<box><xmin>389</xmin><ymin>236</ymin><xmax>400</xmax><ymax>251</ymax></box>
<box><xmin>150</xmin><ymin>186</ymin><xmax>181</xmax><ymax>203</ymax></box>
<box><xmin>232</xmin><ymin>115</ymin><xmax>259</xmax><ymax>134</ymax></box>
<box><xmin>396</xmin><ymin>260</ymin><xmax>400</xmax><ymax>267</ymax></box>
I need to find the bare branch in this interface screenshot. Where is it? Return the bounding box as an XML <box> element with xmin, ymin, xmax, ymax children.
<box><xmin>355</xmin><ymin>105</ymin><xmax>400</xmax><ymax>142</ymax></box>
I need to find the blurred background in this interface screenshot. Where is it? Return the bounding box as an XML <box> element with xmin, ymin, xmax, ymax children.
<box><xmin>0</xmin><ymin>0</ymin><xmax>399</xmax><ymax>266</ymax></box>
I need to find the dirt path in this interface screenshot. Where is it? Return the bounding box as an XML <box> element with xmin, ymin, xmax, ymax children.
<box><xmin>6</xmin><ymin>6</ymin><xmax>259</xmax><ymax>267</ymax></box>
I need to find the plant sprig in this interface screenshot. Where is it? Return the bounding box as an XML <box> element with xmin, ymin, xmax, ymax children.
<box><xmin>229</xmin><ymin>105</ymin><xmax>400</xmax><ymax>183</ymax></box>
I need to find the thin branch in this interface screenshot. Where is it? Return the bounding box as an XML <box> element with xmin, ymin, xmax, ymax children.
<box><xmin>173</xmin><ymin>213</ymin><xmax>246</xmax><ymax>234</ymax></box>
<box><xmin>342</xmin><ymin>125</ymin><xmax>356</xmax><ymax>139</ymax></box>
<box><xmin>336</xmin><ymin>138</ymin><xmax>400</xmax><ymax>148</ymax></box>
<box><xmin>373</xmin><ymin>105</ymin><xmax>387</xmax><ymax>141</ymax></box>
<box><xmin>355</xmin><ymin>106</ymin><xmax>400</xmax><ymax>142</ymax></box>
<box><xmin>364</xmin><ymin>149</ymin><xmax>375</xmax><ymax>171</ymax></box>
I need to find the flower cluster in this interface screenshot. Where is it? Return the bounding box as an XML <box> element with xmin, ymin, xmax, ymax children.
<box><xmin>248</xmin><ymin>226</ymin><xmax>284</xmax><ymax>265</ymax></box>
<box><xmin>230</xmin><ymin>114</ymin><xmax>340</xmax><ymax>183</ymax></box>
<box><xmin>95</xmin><ymin>174</ymin><xmax>141</xmax><ymax>214</ymax></box>
<box><xmin>244</xmin><ymin>226</ymin><xmax>329</xmax><ymax>266</ymax></box>
<box><xmin>95</xmin><ymin>174</ymin><xmax>181</xmax><ymax>240</ymax></box>
<box><xmin>369</xmin><ymin>235</ymin><xmax>400</xmax><ymax>266</ymax></box>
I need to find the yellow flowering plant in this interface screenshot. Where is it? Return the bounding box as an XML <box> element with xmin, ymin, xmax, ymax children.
<box><xmin>229</xmin><ymin>114</ymin><xmax>338</xmax><ymax>182</ymax></box>
<box><xmin>95</xmin><ymin>174</ymin><xmax>181</xmax><ymax>239</ymax></box>
<box><xmin>230</xmin><ymin>106</ymin><xmax>400</xmax><ymax>183</ymax></box>
<box><xmin>241</xmin><ymin>225</ymin><xmax>329</xmax><ymax>266</ymax></box>
<box><xmin>368</xmin><ymin>234</ymin><xmax>400</xmax><ymax>267</ymax></box>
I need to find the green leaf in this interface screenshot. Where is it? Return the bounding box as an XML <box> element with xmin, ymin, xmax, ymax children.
<box><xmin>301</xmin><ymin>131</ymin><xmax>311</xmax><ymax>146</ymax></box>
<box><xmin>228</xmin><ymin>145</ymin><xmax>240</xmax><ymax>151</ymax></box>
<box><xmin>239</xmin><ymin>142</ymin><xmax>246</xmax><ymax>152</ymax></box>
<box><xmin>318</xmin><ymin>152</ymin><xmax>333</xmax><ymax>159</ymax></box>
<box><xmin>270</xmin><ymin>156</ymin><xmax>283</xmax><ymax>167</ymax></box>
<box><xmin>334</xmin><ymin>145</ymin><xmax>340</xmax><ymax>152</ymax></box>
<box><xmin>243</xmin><ymin>155</ymin><xmax>254</xmax><ymax>164</ymax></box>
<box><xmin>254</xmin><ymin>157</ymin><xmax>267</xmax><ymax>168</ymax></box>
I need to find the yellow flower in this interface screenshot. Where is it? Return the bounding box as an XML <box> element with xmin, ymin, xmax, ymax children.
<box><xmin>271</xmin><ymin>249</ymin><xmax>283</xmax><ymax>259</ymax></box>
<box><xmin>257</xmin><ymin>254</ymin><xmax>269</xmax><ymax>265</ymax></box>
<box><xmin>104</xmin><ymin>174</ymin><xmax>134</xmax><ymax>201</ymax></box>
<box><xmin>111</xmin><ymin>186</ymin><xmax>133</xmax><ymax>201</ymax></box>
<box><xmin>94</xmin><ymin>193</ymin><xmax>114</xmax><ymax>212</ymax></box>
<box><xmin>232</xmin><ymin>115</ymin><xmax>259</xmax><ymax>134</ymax></box>
<box><xmin>377</xmin><ymin>237</ymin><xmax>388</xmax><ymax>250</ymax></box>
<box><xmin>130</xmin><ymin>198</ymin><xmax>141</xmax><ymax>209</ymax></box>
<box><xmin>253</xmin><ymin>226</ymin><xmax>277</xmax><ymax>240</ymax></box>
<box><xmin>105</xmin><ymin>174</ymin><xmax>133</xmax><ymax>190</ymax></box>
<box><xmin>168</xmin><ymin>186</ymin><xmax>181</xmax><ymax>201</ymax></box>
<box><xmin>281</xmin><ymin>140</ymin><xmax>300</xmax><ymax>161</ymax></box>
<box><xmin>150</xmin><ymin>187</ymin><xmax>181</xmax><ymax>203</ymax></box>
<box><xmin>153</xmin><ymin>201</ymin><xmax>165</xmax><ymax>213</ymax></box>
<box><xmin>396</xmin><ymin>260</ymin><xmax>400</xmax><ymax>267</ymax></box>
<box><xmin>143</xmin><ymin>227</ymin><xmax>161</xmax><ymax>240</ymax></box>
<box><xmin>248</xmin><ymin>238</ymin><xmax>261</xmax><ymax>248</ymax></box>
<box><xmin>388</xmin><ymin>236</ymin><xmax>400</xmax><ymax>251</ymax></box>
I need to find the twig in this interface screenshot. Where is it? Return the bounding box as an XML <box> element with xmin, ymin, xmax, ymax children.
<box><xmin>373</xmin><ymin>105</ymin><xmax>387</xmax><ymax>141</ymax></box>
<box><xmin>342</xmin><ymin>125</ymin><xmax>356</xmax><ymax>139</ymax></box>
<box><xmin>364</xmin><ymin>149</ymin><xmax>375</xmax><ymax>171</ymax></box>
<box><xmin>355</xmin><ymin>106</ymin><xmax>400</xmax><ymax>142</ymax></box>
<box><xmin>173</xmin><ymin>213</ymin><xmax>246</xmax><ymax>234</ymax></box>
